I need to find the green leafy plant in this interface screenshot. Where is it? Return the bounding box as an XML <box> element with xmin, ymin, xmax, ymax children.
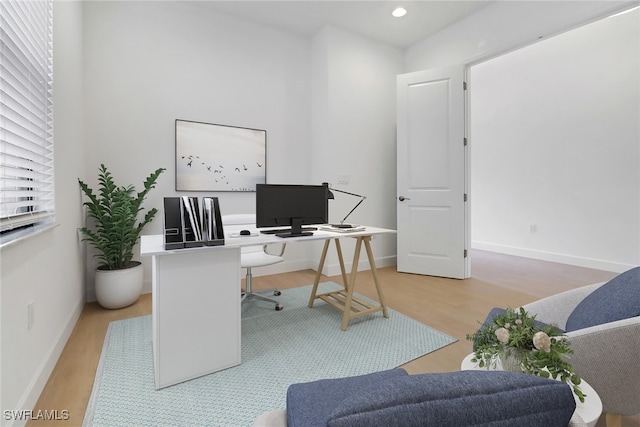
<box><xmin>78</xmin><ymin>164</ymin><xmax>165</xmax><ymax>270</ymax></box>
<box><xmin>466</xmin><ymin>307</ymin><xmax>585</xmax><ymax>402</ymax></box>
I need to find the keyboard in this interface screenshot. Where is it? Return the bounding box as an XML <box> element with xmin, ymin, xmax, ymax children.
<box><xmin>260</xmin><ymin>227</ymin><xmax>318</xmax><ymax>235</ymax></box>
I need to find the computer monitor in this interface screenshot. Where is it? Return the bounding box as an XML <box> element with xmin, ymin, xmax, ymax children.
<box><xmin>256</xmin><ymin>183</ymin><xmax>329</xmax><ymax>238</ymax></box>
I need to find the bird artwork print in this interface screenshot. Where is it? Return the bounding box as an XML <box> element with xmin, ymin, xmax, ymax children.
<box><xmin>175</xmin><ymin>120</ymin><xmax>266</xmax><ymax>192</ymax></box>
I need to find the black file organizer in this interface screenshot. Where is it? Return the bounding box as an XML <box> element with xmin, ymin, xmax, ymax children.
<box><xmin>163</xmin><ymin>197</ymin><xmax>185</xmax><ymax>250</ymax></box>
<box><xmin>163</xmin><ymin>196</ymin><xmax>224</xmax><ymax>250</ymax></box>
<box><xmin>182</xmin><ymin>196</ymin><xmax>204</xmax><ymax>248</ymax></box>
<box><xmin>202</xmin><ymin>197</ymin><xmax>225</xmax><ymax>246</ymax></box>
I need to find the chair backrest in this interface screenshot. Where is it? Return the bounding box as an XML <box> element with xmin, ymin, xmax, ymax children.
<box><xmin>221</xmin><ymin>213</ymin><xmax>268</xmax><ymax>256</ymax></box>
<box><xmin>222</xmin><ymin>213</ymin><xmax>256</xmax><ymax>227</ymax></box>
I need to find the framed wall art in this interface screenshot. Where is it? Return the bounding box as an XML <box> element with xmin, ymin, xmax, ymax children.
<box><xmin>175</xmin><ymin>119</ymin><xmax>266</xmax><ymax>192</ymax></box>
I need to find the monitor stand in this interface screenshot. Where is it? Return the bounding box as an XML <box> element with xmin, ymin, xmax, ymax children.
<box><xmin>276</xmin><ymin>217</ymin><xmax>314</xmax><ymax>238</ymax></box>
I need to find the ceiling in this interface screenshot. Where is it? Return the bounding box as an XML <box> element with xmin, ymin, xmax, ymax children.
<box><xmin>191</xmin><ymin>1</ymin><xmax>492</xmax><ymax>48</ymax></box>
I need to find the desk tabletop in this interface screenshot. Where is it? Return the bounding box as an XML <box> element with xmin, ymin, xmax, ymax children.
<box><xmin>140</xmin><ymin>225</ymin><xmax>396</xmax><ymax>257</ymax></box>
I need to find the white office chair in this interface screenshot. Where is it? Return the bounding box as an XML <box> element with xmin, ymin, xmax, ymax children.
<box><xmin>222</xmin><ymin>214</ymin><xmax>285</xmax><ymax>311</ymax></box>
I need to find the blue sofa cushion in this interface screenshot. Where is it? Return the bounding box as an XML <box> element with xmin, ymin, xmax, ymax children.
<box><xmin>328</xmin><ymin>371</ymin><xmax>575</xmax><ymax>427</ymax></box>
<box><xmin>566</xmin><ymin>266</ymin><xmax>640</xmax><ymax>332</ymax></box>
<box><xmin>286</xmin><ymin>368</ymin><xmax>408</xmax><ymax>427</ymax></box>
<box><xmin>287</xmin><ymin>370</ymin><xmax>575</xmax><ymax>427</ymax></box>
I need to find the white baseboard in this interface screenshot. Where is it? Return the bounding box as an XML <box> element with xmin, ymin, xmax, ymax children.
<box><xmin>472</xmin><ymin>241</ymin><xmax>634</xmax><ymax>273</ymax></box>
<box><xmin>142</xmin><ymin>279</ymin><xmax>152</xmax><ymax>295</ymax></box>
<box><xmin>141</xmin><ymin>256</ymin><xmax>397</xmax><ymax>293</ymax></box>
<box><xmin>8</xmin><ymin>298</ymin><xmax>84</xmax><ymax>427</ymax></box>
<box><xmin>320</xmin><ymin>255</ymin><xmax>397</xmax><ymax>277</ymax></box>
<box><xmin>237</xmin><ymin>259</ymin><xmax>314</xmax><ymax>278</ymax></box>
<box><xmin>141</xmin><ymin>259</ymin><xmax>319</xmax><ymax>294</ymax></box>
<box><xmin>217</xmin><ymin>256</ymin><xmax>398</xmax><ymax>279</ymax></box>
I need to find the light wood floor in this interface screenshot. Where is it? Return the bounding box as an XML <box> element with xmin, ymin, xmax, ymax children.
<box><xmin>30</xmin><ymin>250</ymin><xmax>638</xmax><ymax>427</ymax></box>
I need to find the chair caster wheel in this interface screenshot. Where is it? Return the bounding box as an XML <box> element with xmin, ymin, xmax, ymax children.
<box><xmin>274</xmin><ymin>290</ymin><xmax>282</xmax><ymax>296</ymax></box>
<box><xmin>275</xmin><ymin>304</ymin><xmax>284</xmax><ymax>311</ymax></box>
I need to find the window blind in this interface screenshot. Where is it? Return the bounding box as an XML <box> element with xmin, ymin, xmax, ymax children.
<box><xmin>0</xmin><ymin>0</ymin><xmax>55</xmax><ymax>234</ymax></box>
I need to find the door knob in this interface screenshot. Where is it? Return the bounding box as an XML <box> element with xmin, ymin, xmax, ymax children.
<box><xmin>398</xmin><ymin>196</ymin><xmax>410</xmax><ymax>201</ymax></box>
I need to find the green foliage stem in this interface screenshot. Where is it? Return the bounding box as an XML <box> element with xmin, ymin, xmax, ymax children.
<box><xmin>466</xmin><ymin>307</ymin><xmax>585</xmax><ymax>403</ymax></box>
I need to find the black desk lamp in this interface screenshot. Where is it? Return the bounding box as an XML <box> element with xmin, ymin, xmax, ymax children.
<box><xmin>325</xmin><ymin>183</ymin><xmax>366</xmax><ymax>229</ymax></box>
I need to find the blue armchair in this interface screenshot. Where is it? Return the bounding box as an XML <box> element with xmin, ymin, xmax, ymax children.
<box><xmin>521</xmin><ymin>266</ymin><xmax>640</xmax><ymax>427</ymax></box>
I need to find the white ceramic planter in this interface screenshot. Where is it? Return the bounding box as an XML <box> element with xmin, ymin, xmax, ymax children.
<box><xmin>95</xmin><ymin>261</ymin><xmax>144</xmax><ymax>309</ymax></box>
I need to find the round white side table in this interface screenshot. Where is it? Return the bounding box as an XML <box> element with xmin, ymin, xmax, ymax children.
<box><xmin>461</xmin><ymin>353</ymin><xmax>602</xmax><ymax>427</ymax></box>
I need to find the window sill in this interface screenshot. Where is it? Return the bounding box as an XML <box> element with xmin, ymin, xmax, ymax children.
<box><xmin>0</xmin><ymin>221</ymin><xmax>59</xmax><ymax>250</ymax></box>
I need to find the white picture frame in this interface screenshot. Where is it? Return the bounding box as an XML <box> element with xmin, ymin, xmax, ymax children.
<box><xmin>175</xmin><ymin>119</ymin><xmax>266</xmax><ymax>192</ymax></box>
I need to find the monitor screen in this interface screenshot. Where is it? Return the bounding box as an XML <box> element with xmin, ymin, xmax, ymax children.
<box><xmin>256</xmin><ymin>183</ymin><xmax>329</xmax><ymax>237</ymax></box>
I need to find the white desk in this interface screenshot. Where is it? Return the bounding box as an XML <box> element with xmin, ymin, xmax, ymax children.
<box><xmin>460</xmin><ymin>353</ymin><xmax>602</xmax><ymax>427</ymax></box>
<box><xmin>140</xmin><ymin>225</ymin><xmax>395</xmax><ymax>389</ymax></box>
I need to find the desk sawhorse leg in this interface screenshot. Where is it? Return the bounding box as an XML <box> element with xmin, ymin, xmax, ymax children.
<box><xmin>307</xmin><ymin>236</ymin><xmax>389</xmax><ymax>331</ymax></box>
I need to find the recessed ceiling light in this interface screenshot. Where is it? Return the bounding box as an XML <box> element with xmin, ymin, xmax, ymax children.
<box><xmin>392</xmin><ymin>7</ymin><xmax>407</xmax><ymax>18</ymax></box>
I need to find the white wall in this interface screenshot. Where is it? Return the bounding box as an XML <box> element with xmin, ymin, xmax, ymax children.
<box><xmin>82</xmin><ymin>1</ymin><xmax>314</xmax><ymax>297</ymax></box>
<box><xmin>8</xmin><ymin>1</ymin><xmax>635</xmax><ymax>418</ymax></box>
<box><xmin>0</xmin><ymin>1</ymin><xmax>86</xmax><ymax>423</ymax></box>
<box><xmin>310</xmin><ymin>26</ymin><xmax>403</xmax><ymax>274</ymax></box>
<box><xmin>405</xmin><ymin>1</ymin><xmax>639</xmax><ymax>272</ymax></box>
<box><xmin>82</xmin><ymin>1</ymin><xmax>405</xmax><ymax>293</ymax></box>
<box><xmin>2</xmin><ymin>1</ymin><xmax>402</xmax><ymax>416</ymax></box>
<box><xmin>405</xmin><ymin>1</ymin><xmax>636</xmax><ymax>71</ymax></box>
<box><xmin>470</xmin><ymin>9</ymin><xmax>639</xmax><ymax>272</ymax></box>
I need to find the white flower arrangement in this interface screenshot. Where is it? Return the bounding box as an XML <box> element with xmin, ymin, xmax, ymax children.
<box><xmin>467</xmin><ymin>307</ymin><xmax>585</xmax><ymax>402</ymax></box>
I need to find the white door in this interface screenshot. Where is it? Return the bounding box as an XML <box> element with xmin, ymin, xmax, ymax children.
<box><xmin>396</xmin><ymin>66</ymin><xmax>469</xmax><ymax>279</ymax></box>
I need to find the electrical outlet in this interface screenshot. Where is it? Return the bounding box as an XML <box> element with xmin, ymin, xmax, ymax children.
<box><xmin>27</xmin><ymin>301</ymin><xmax>35</xmax><ymax>329</ymax></box>
<box><xmin>529</xmin><ymin>224</ymin><xmax>537</xmax><ymax>233</ymax></box>
<box><xmin>337</xmin><ymin>174</ymin><xmax>350</xmax><ymax>185</ymax></box>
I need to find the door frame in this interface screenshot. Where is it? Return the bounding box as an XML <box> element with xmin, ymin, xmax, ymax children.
<box><xmin>398</xmin><ymin>4</ymin><xmax>637</xmax><ymax>279</ymax></box>
<box><xmin>396</xmin><ymin>65</ymin><xmax>470</xmax><ymax>279</ymax></box>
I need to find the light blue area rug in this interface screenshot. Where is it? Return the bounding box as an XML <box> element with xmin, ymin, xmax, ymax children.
<box><xmin>83</xmin><ymin>282</ymin><xmax>456</xmax><ymax>427</ymax></box>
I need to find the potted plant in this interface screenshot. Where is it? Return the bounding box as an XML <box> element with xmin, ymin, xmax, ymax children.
<box><xmin>467</xmin><ymin>307</ymin><xmax>585</xmax><ymax>402</ymax></box>
<box><xmin>78</xmin><ymin>164</ymin><xmax>165</xmax><ymax>309</ymax></box>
